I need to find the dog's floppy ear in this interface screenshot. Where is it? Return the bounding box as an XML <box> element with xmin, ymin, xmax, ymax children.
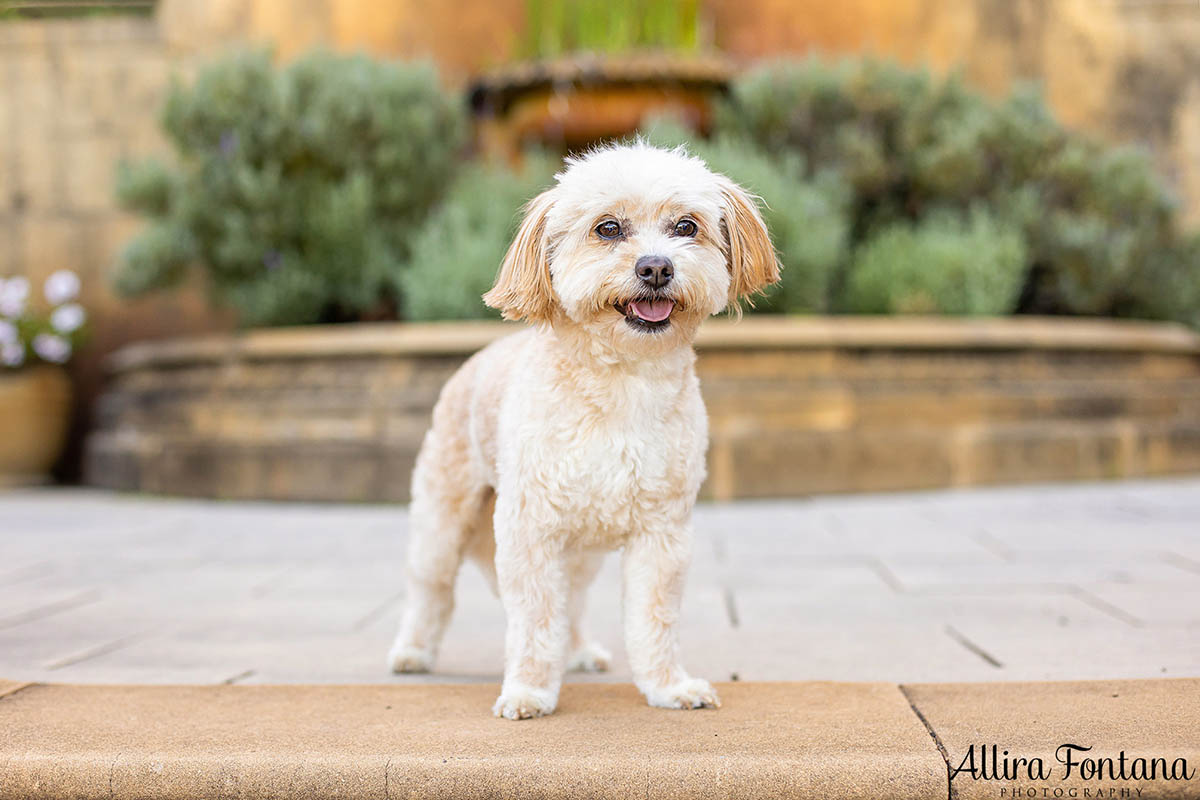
<box><xmin>718</xmin><ymin>177</ymin><xmax>780</xmax><ymax>309</ymax></box>
<box><xmin>483</xmin><ymin>188</ymin><xmax>558</xmax><ymax>323</ymax></box>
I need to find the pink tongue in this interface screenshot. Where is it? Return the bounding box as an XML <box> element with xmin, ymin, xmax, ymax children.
<box><xmin>630</xmin><ymin>299</ymin><xmax>675</xmax><ymax>322</ymax></box>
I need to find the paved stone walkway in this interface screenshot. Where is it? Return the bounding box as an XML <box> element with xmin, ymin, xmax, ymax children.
<box><xmin>1</xmin><ymin>478</ymin><xmax>1198</xmax><ymax>686</ymax></box>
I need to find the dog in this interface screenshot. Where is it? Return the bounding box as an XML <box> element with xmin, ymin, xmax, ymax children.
<box><xmin>387</xmin><ymin>142</ymin><xmax>779</xmax><ymax>719</ymax></box>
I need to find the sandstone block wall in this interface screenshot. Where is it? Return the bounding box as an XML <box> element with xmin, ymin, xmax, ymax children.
<box><xmin>0</xmin><ymin>18</ymin><xmax>224</xmax><ymax>349</ymax></box>
<box><xmin>0</xmin><ymin>18</ymin><xmax>229</xmax><ymax>476</ymax></box>
<box><xmin>84</xmin><ymin>318</ymin><xmax>1200</xmax><ymax>502</ymax></box>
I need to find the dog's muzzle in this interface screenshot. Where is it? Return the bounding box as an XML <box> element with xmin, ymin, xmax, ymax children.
<box><xmin>635</xmin><ymin>255</ymin><xmax>674</xmax><ymax>289</ymax></box>
<box><xmin>614</xmin><ymin>255</ymin><xmax>677</xmax><ymax>332</ymax></box>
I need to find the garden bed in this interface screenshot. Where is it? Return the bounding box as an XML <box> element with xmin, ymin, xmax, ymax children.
<box><xmin>84</xmin><ymin>317</ymin><xmax>1200</xmax><ymax>502</ymax></box>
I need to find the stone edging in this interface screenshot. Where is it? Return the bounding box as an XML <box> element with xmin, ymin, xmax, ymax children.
<box><xmin>0</xmin><ymin>17</ymin><xmax>158</xmax><ymax>48</ymax></box>
<box><xmin>87</xmin><ymin>315</ymin><xmax>1200</xmax><ymax>501</ymax></box>
<box><xmin>1</xmin><ymin>679</ymin><xmax>1196</xmax><ymax>800</ymax></box>
<box><xmin>104</xmin><ymin>316</ymin><xmax>1200</xmax><ymax>373</ymax></box>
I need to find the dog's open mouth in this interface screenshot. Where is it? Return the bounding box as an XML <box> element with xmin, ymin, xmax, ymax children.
<box><xmin>615</xmin><ymin>298</ymin><xmax>676</xmax><ymax>331</ymax></box>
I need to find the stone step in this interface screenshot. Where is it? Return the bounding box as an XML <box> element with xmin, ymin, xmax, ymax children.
<box><xmin>1</xmin><ymin>678</ymin><xmax>1196</xmax><ymax>799</ymax></box>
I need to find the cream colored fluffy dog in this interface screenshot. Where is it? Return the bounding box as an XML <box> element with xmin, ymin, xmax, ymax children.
<box><xmin>387</xmin><ymin>142</ymin><xmax>779</xmax><ymax>719</ymax></box>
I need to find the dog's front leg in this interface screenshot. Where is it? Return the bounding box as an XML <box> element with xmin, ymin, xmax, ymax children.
<box><xmin>492</xmin><ymin>509</ymin><xmax>568</xmax><ymax>720</ymax></box>
<box><xmin>623</xmin><ymin>530</ymin><xmax>720</xmax><ymax>710</ymax></box>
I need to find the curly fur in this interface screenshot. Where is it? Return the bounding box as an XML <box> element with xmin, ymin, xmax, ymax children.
<box><xmin>388</xmin><ymin>142</ymin><xmax>779</xmax><ymax>719</ymax></box>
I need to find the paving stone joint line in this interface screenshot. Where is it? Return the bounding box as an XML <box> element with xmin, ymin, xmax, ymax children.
<box><xmin>899</xmin><ymin>684</ymin><xmax>958</xmax><ymax>800</ymax></box>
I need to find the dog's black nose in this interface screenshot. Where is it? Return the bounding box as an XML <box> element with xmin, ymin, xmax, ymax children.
<box><xmin>635</xmin><ymin>255</ymin><xmax>674</xmax><ymax>288</ymax></box>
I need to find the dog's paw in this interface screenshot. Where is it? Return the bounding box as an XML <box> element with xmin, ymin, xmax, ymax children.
<box><xmin>644</xmin><ymin>678</ymin><xmax>721</xmax><ymax>710</ymax></box>
<box><xmin>566</xmin><ymin>641</ymin><xmax>612</xmax><ymax>673</ymax></box>
<box><xmin>493</xmin><ymin>685</ymin><xmax>557</xmax><ymax>720</ymax></box>
<box><xmin>387</xmin><ymin>643</ymin><xmax>434</xmax><ymax>674</ymax></box>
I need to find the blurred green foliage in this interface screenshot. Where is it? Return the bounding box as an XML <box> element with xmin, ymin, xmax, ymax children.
<box><xmin>397</xmin><ymin>154</ymin><xmax>559</xmax><ymax>321</ymax></box>
<box><xmin>522</xmin><ymin>0</ymin><xmax>704</xmax><ymax>58</ymax></box>
<box><xmin>844</xmin><ymin>210</ymin><xmax>1027</xmax><ymax>315</ymax></box>
<box><xmin>118</xmin><ymin>51</ymin><xmax>1198</xmax><ymax>327</ymax></box>
<box><xmin>403</xmin><ymin>57</ymin><xmax>1196</xmax><ymax>326</ymax></box>
<box><xmin>0</xmin><ymin>1</ymin><xmax>153</xmax><ymax>20</ymax></box>
<box><xmin>717</xmin><ymin>57</ymin><xmax>1198</xmax><ymax>322</ymax></box>
<box><xmin>115</xmin><ymin>50</ymin><xmax>465</xmax><ymax>326</ymax></box>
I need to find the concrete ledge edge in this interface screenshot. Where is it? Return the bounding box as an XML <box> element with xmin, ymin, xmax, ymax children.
<box><xmin>4</xmin><ymin>678</ymin><xmax>1198</xmax><ymax>800</ymax></box>
<box><xmin>104</xmin><ymin>316</ymin><xmax>1200</xmax><ymax>374</ymax></box>
<box><xmin>0</xmin><ymin>680</ymin><xmax>944</xmax><ymax>800</ymax></box>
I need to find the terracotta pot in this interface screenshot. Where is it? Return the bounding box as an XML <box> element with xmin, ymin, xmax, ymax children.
<box><xmin>0</xmin><ymin>365</ymin><xmax>72</xmax><ymax>486</ymax></box>
<box><xmin>469</xmin><ymin>53</ymin><xmax>733</xmax><ymax>160</ymax></box>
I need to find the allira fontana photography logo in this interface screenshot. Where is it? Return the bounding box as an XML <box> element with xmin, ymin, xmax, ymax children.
<box><xmin>949</xmin><ymin>743</ymin><xmax>1196</xmax><ymax>798</ymax></box>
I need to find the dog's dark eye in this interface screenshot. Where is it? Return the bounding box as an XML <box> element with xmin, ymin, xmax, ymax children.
<box><xmin>673</xmin><ymin>219</ymin><xmax>698</xmax><ymax>238</ymax></box>
<box><xmin>595</xmin><ymin>220</ymin><xmax>622</xmax><ymax>239</ymax></box>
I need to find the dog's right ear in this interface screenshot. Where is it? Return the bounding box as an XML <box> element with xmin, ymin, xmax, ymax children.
<box><xmin>483</xmin><ymin>188</ymin><xmax>558</xmax><ymax>323</ymax></box>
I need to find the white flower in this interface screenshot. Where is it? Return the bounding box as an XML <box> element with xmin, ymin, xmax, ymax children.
<box><xmin>0</xmin><ymin>319</ymin><xmax>16</xmax><ymax>344</ymax></box>
<box><xmin>44</xmin><ymin>270</ymin><xmax>81</xmax><ymax>306</ymax></box>
<box><xmin>50</xmin><ymin>303</ymin><xmax>86</xmax><ymax>334</ymax></box>
<box><xmin>32</xmin><ymin>333</ymin><xmax>71</xmax><ymax>364</ymax></box>
<box><xmin>1</xmin><ymin>342</ymin><xmax>24</xmax><ymax>368</ymax></box>
<box><xmin>0</xmin><ymin>276</ymin><xmax>29</xmax><ymax>318</ymax></box>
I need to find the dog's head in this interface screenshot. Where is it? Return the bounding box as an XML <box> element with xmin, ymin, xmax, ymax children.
<box><xmin>483</xmin><ymin>143</ymin><xmax>780</xmax><ymax>354</ymax></box>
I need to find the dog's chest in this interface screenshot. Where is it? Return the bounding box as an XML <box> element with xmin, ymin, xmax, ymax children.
<box><xmin>505</xmin><ymin>372</ymin><xmax>705</xmax><ymax>539</ymax></box>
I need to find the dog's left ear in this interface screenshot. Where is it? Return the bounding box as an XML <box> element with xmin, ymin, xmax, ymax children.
<box><xmin>483</xmin><ymin>188</ymin><xmax>558</xmax><ymax>324</ymax></box>
<box><xmin>718</xmin><ymin>177</ymin><xmax>781</xmax><ymax>309</ymax></box>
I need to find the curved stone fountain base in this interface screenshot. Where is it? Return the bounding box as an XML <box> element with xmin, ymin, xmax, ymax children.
<box><xmin>85</xmin><ymin>317</ymin><xmax>1200</xmax><ymax>502</ymax></box>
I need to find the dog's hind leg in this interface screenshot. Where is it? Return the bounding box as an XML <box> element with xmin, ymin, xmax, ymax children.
<box><xmin>565</xmin><ymin>551</ymin><xmax>611</xmax><ymax>672</ymax></box>
<box><xmin>464</xmin><ymin>489</ymin><xmax>499</xmax><ymax>596</ymax></box>
<box><xmin>387</xmin><ymin>429</ymin><xmax>487</xmax><ymax>674</ymax></box>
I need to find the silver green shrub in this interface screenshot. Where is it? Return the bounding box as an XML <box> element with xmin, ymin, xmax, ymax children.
<box><xmin>398</xmin><ymin>155</ymin><xmax>559</xmax><ymax>321</ymax></box>
<box><xmin>844</xmin><ymin>210</ymin><xmax>1027</xmax><ymax>315</ymax></box>
<box><xmin>719</xmin><ymin>57</ymin><xmax>1199</xmax><ymax>324</ymax></box>
<box><xmin>114</xmin><ymin>50</ymin><xmax>466</xmax><ymax>326</ymax></box>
